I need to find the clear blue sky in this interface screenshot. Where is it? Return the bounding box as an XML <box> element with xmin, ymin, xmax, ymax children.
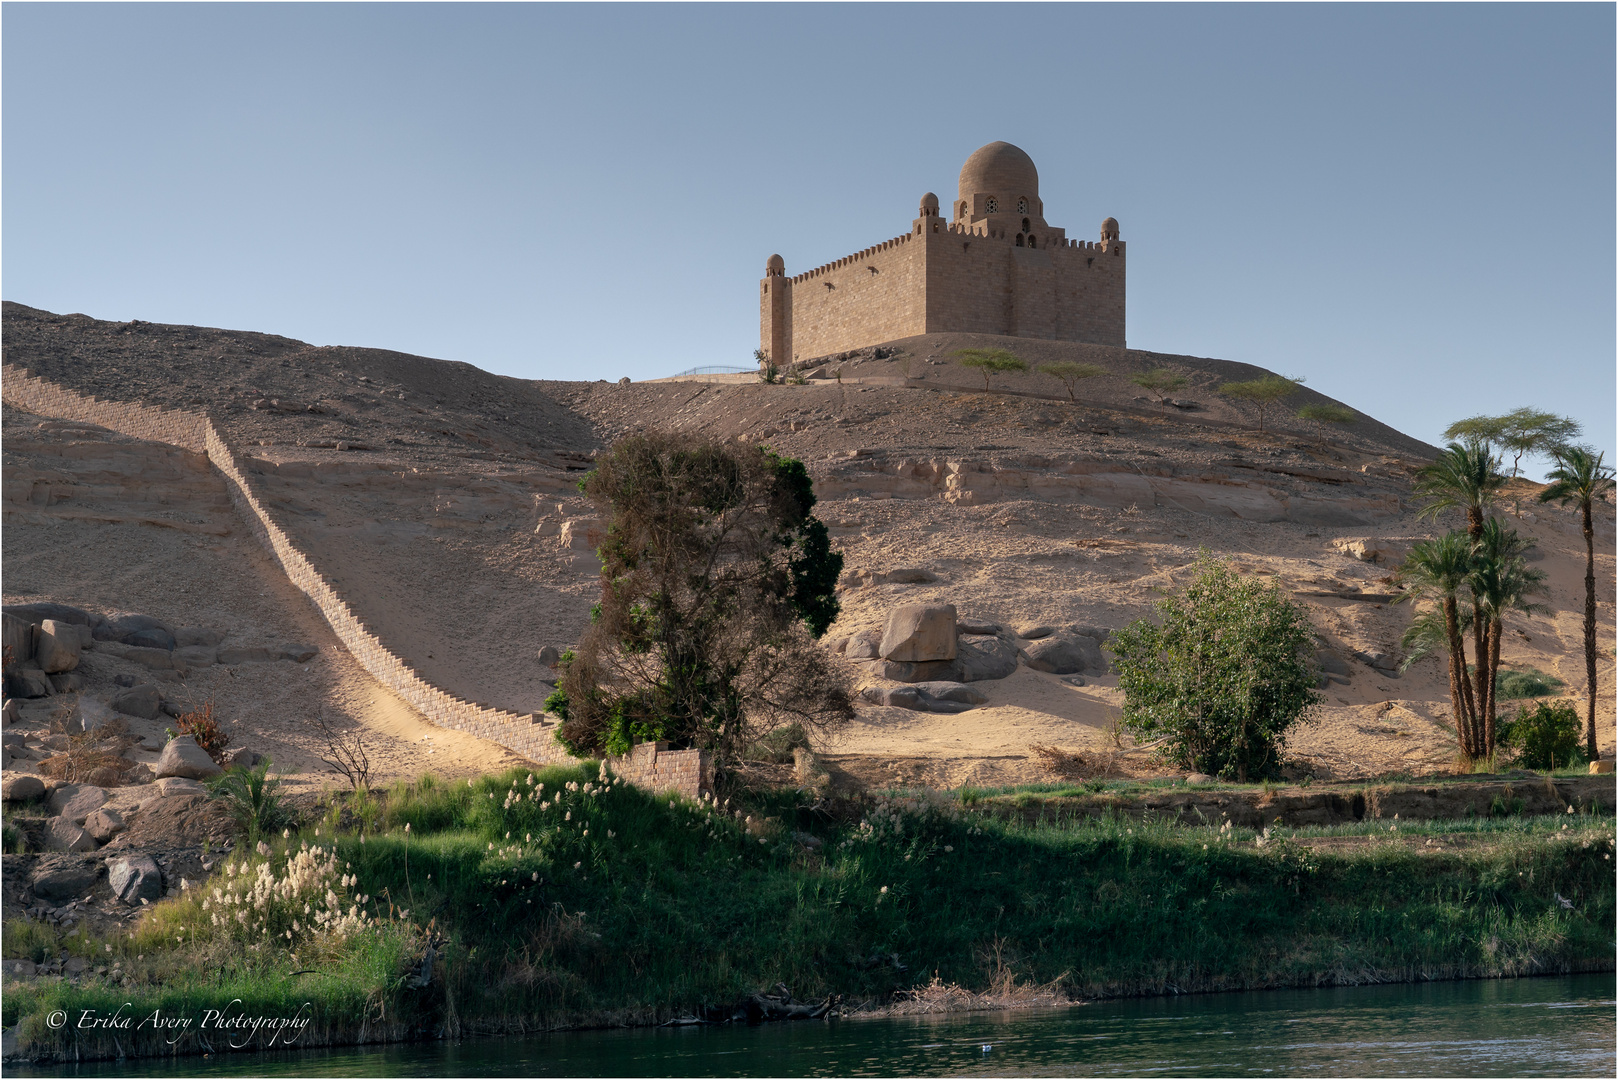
<box><xmin>4</xmin><ymin>3</ymin><xmax>1612</xmax><ymax>476</ymax></box>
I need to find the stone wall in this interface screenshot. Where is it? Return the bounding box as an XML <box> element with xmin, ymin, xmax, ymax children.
<box><xmin>1</xmin><ymin>363</ymin><xmax>713</xmax><ymax>797</ymax></box>
<box><xmin>778</xmin><ymin>223</ymin><xmax>1125</xmax><ymax>362</ymax></box>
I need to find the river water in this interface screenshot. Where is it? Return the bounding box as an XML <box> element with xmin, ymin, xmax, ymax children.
<box><xmin>22</xmin><ymin>974</ymin><xmax>1616</xmax><ymax>1077</ymax></box>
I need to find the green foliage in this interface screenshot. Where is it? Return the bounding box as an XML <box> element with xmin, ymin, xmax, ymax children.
<box><xmin>1219</xmin><ymin>375</ymin><xmax>1303</xmax><ymax>431</ymax></box>
<box><xmin>206</xmin><ymin>757</ymin><xmax>293</xmax><ymax>842</ymax></box>
<box><xmin>1129</xmin><ymin>368</ymin><xmax>1188</xmax><ymax>402</ymax></box>
<box><xmin>1493</xmin><ymin>666</ymin><xmax>1564</xmax><ymax>700</ymax></box>
<box><xmin>1109</xmin><ymin>555</ymin><xmax>1321</xmax><ymax>780</ymax></box>
<box><xmin>2</xmin><ymin>822</ymin><xmax>23</xmax><ymax>855</ymax></box>
<box><xmin>1498</xmin><ymin>700</ymin><xmax>1587</xmax><ymax>770</ymax></box>
<box><xmin>1414</xmin><ymin>441</ymin><xmax>1506</xmax><ymax>535</ymax></box>
<box><xmin>557</xmin><ymin>433</ymin><xmax>851</xmax><ymax>773</ymax></box>
<box><xmin>1445</xmin><ymin>408</ymin><xmax>1582</xmax><ymax>478</ymax></box>
<box><xmin>953</xmin><ymin>348</ymin><xmax>1028</xmax><ymax>390</ymax></box>
<box><xmin>10</xmin><ymin>766</ymin><xmax>1613</xmax><ymax>1062</ymax></box>
<box><xmin>1039</xmin><ymin>360</ymin><xmax>1108</xmax><ymax>401</ymax></box>
<box><xmin>754</xmin><ymin>348</ymin><xmax>778</xmax><ymax>384</ymax></box>
<box><xmin>1296</xmin><ymin>402</ymin><xmax>1357</xmax><ymax>440</ymax></box>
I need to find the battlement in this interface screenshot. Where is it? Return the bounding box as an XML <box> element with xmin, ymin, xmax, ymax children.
<box><xmin>789</xmin><ymin>233</ymin><xmax>914</xmax><ymax>285</ymax></box>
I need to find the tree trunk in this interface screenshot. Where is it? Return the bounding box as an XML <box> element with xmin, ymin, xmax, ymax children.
<box><xmin>1443</xmin><ymin>598</ymin><xmax>1476</xmax><ymax>758</ymax></box>
<box><xmin>1584</xmin><ymin>501</ymin><xmax>1599</xmax><ymax>761</ymax></box>
<box><xmin>1472</xmin><ymin>612</ymin><xmax>1491</xmax><ymax>760</ymax></box>
<box><xmin>1486</xmin><ymin>617</ymin><xmax>1503</xmax><ymax>757</ymax></box>
<box><xmin>1467</xmin><ymin>506</ymin><xmax>1484</xmax><ymax>539</ymax></box>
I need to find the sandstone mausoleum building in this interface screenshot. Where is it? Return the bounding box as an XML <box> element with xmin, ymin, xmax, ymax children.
<box><xmin>761</xmin><ymin>141</ymin><xmax>1125</xmax><ymax>364</ymax></box>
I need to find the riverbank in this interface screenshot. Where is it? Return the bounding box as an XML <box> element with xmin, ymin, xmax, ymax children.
<box><xmin>4</xmin><ymin>763</ymin><xmax>1614</xmax><ymax>1063</ymax></box>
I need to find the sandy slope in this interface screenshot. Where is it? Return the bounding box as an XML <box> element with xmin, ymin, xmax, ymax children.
<box><xmin>4</xmin><ymin>303</ymin><xmax>1612</xmax><ymax>790</ymax></box>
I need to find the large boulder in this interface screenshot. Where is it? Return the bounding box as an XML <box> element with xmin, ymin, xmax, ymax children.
<box><xmin>4</xmin><ymin>667</ymin><xmax>54</xmax><ymax>699</ymax></box>
<box><xmin>845</xmin><ymin>628</ymin><xmax>883</xmax><ymax>660</ymax></box>
<box><xmin>108</xmin><ymin>854</ymin><xmax>163</xmax><ymax>904</ymax></box>
<box><xmin>154</xmin><ymin>735</ymin><xmax>222</xmax><ymax>781</ymax></box>
<box><xmin>153</xmin><ymin>777</ymin><xmax>208</xmax><ymax>798</ymax></box>
<box><xmin>85</xmin><ymin>808</ymin><xmax>126</xmax><ymax>844</ymax></box>
<box><xmin>30</xmin><ymin>858</ymin><xmax>100</xmax><ymax>901</ymax></box>
<box><xmin>49</xmin><ymin>784</ymin><xmax>108</xmax><ymax>825</ymax></box>
<box><xmin>873</xmin><ymin>658</ymin><xmax>960</xmax><ymax>683</ymax></box>
<box><xmin>2</xmin><ymin>774</ymin><xmax>46</xmax><ymax>803</ymax></box>
<box><xmin>110</xmin><ymin>684</ymin><xmax>163</xmax><ymax>719</ymax></box>
<box><xmin>879</xmin><ymin>604</ymin><xmax>957</xmax><ymax>662</ymax></box>
<box><xmin>2</xmin><ymin>613</ymin><xmax>36</xmax><ymax>666</ymax></box>
<box><xmin>956</xmin><ymin>636</ymin><xmax>1020</xmax><ymax>682</ymax></box>
<box><xmin>128</xmin><ymin>627</ymin><xmax>177</xmax><ymax>651</ymax></box>
<box><xmin>910</xmin><ymin>681</ymin><xmax>988</xmax><ymax>705</ymax></box>
<box><xmin>1024</xmin><ymin>636</ymin><xmax>1105</xmax><ymax>676</ymax></box>
<box><xmin>175</xmin><ymin>646</ymin><xmax>217</xmax><ymax>668</ymax></box>
<box><xmin>35</xmin><ymin>619</ymin><xmax>82</xmax><ymax>674</ymax></box>
<box><xmin>860</xmin><ymin>682</ymin><xmax>978</xmax><ymax>713</ymax></box>
<box><xmin>46</xmin><ymin>818</ymin><xmax>97</xmax><ymax>853</ymax></box>
<box><xmin>93</xmin><ymin>613</ymin><xmax>175</xmax><ymax>645</ymax></box>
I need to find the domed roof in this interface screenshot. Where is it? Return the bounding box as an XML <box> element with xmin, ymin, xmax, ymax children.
<box><xmin>766</xmin><ymin>253</ymin><xmax>785</xmax><ymax>275</ymax></box>
<box><xmin>919</xmin><ymin>192</ymin><xmax>939</xmax><ymax>211</ymax></box>
<box><xmin>1101</xmin><ymin>217</ymin><xmax>1119</xmax><ymax>240</ymax></box>
<box><xmin>958</xmin><ymin>141</ymin><xmax>1038</xmax><ymax>203</ymax></box>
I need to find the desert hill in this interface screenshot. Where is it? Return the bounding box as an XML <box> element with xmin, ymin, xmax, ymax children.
<box><xmin>3</xmin><ymin>301</ymin><xmax>1612</xmax><ymax>795</ymax></box>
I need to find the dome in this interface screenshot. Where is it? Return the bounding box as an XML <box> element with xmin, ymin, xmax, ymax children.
<box><xmin>958</xmin><ymin>141</ymin><xmax>1039</xmax><ymax>204</ymax></box>
<box><xmin>1100</xmin><ymin>217</ymin><xmax>1120</xmax><ymax>241</ymax></box>
<box><xmin>919</xmin><ymin>192</ymin><xmax>939</xmax><ymax>212</ymax></box>
<box><xmin>766</xmin><ymin>253</ymin><xmax>785</xmax><ymax>276</ymax></box>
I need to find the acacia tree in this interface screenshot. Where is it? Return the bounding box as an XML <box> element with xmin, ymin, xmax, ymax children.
<box><xmin>1447</xmin><ymin>408</ymin><xmax>1581</xmax><ymax>479</ymax></box>
<box><xmin>548</xmin><ymin>434</ymin><xmax>852</xmax><ymax>778</ymax></box>
<box><xmin>1129</xmin><ymin>368</ymin><xmax>1188</xmax><ymax>404</ymax></box>
<box><xmin>1295</xmin><ymin>403</ymin><xmax>1357</xmax><ymax>448</ymax></box>
<box><xmin>1109</xmin><ymin>555</ymin><xmax>1320</xmax><ymax>780</ymax></box>
<box><xmin>1039</xmin><ymin>360</ymin><xmax>1108</xmax><ymax>402</ymax></box>
<box><xmin>1539</xmin><ymin>446</ymin><xmax>1615</xmax><ymax>760</ymax></box>
<box><xmin>954</xmin><ymin>348</ymin><xmax>1028</xmax><ymax>391</ymax></box>
<box><xmin>1219</xmin><ymin>375</ymin><xmax>1303</xmax><ymax>433</ymax></box>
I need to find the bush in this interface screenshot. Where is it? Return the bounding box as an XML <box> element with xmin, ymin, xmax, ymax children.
<box><xmin>169</xmin><ymin>699</ymin><xmax>228</xmax><ymax>763</ymax></box>
<box><xmin>1494</xmin><ymin>666</ymin><xmax>1565</xmax><ymax>700</ymax></box>
<box><xmin>1109</xmin><ymin>555</ymin><xmax>1321</xmax><ymax>780</ymax></box>
<box><xmin>1499</xmin><ymin>700</ymin><xmax>1587</xmax><ymax>770</ymax></box>
<box><xmin>207</xmin><ymin>758</ymin><xmax>293</xmax><ymax>842</ymax></box>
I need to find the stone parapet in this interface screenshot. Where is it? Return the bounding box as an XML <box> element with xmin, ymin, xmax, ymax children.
<box><xmin>0</xmin><ymin>363</ymin><xmax>712</xmax><ymax>798</ymax></box>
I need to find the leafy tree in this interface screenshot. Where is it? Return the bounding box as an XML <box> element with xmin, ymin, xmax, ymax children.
<box><xmin>1039</xmin><ymin>360</ymin><xmax>1108</xmax><ymax>402</ymax></box>
<box><xmin>1218</xmin><ymin>375</ymin><xmax>1303</xmax><ymax>433</ymax></box>
<box><xmin>1109</xmin><ymin>555</ymin><xmax>1320</xmax><ymax>780</ymax></box>
<box><xmin>1446</xmin><ymin>408</ymin><xmax>1581</xmax><ymax>479</ymax></box>
<box><xmin>1413</xmin><ymin>440</ymin><xmax>1504</xmax><ymax>539</ymax></box>
<box><xmin>1498</xmin><ymin>700</ymin><xmax>1588</xmax><ymax>771</ymax></box>
<box><xmin>1129</xmin><ymin>368</ymin><xmax>1188</xmax><ymax>403</ymax></box>
<box><xmin>1295</xmin><ymin>403</ymin><xmax>1357</xmax><ymax>446</ymax></box>
<box><xmin>548</xmin><ymin>434</ymin><xmax>852</xmax><ymax>779</ymax></box>
<box><xmin>954</xmin><ymin>348</ymin><xmax>1028</xmax><ymax>391</ymax></box>
<box><xmin>1539</xmin><ymin>446</ymin><xmax>1615</xmax><ymax>760</ymax></box>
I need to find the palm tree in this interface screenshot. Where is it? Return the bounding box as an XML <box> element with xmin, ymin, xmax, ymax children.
<box><xmin>1468</xmin><ymin>520</ymin><xmax>1547</xmax><ymax>753</ymax></box>
<box><xmin>1397</xmin><ymin>532</ymin><xmax>1482</xmax><ymax>758</ymax></box>
<box><xmin>1539</xmin><ymin>447</ymin><xmax>1616</xmax><ymax>760</ymax></box>
<box><xmin>1414</xmin><ymin>440</ymin><xmax>1505</xmax><ymax>539</ymax></box>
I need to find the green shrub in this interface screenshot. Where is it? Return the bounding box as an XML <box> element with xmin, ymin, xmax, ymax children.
<box><xmin>1499</xmin><ymin>699</ymin><xmax>1587</xmax><ymax>770</ymax></box>
<box><xmin>1494</xmin><ymin>666</ymin><xmax>1565</xmax><ymax>700</ymax></box>
<box><xmin>207</xmin><ymin>758</ymin><xmax>292</xmax><ymax>842</ymax></box>
<box><xmin>1110</xmin><ymin>554</ymin><xmax>1321</xmax><ymax>780</ymax></box>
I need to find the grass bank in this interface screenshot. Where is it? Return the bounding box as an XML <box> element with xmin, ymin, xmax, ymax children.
<box><xmin>4</xmin><ymin>763</ymin><xmax>1614</xmax><ymax>1063</ymax></box>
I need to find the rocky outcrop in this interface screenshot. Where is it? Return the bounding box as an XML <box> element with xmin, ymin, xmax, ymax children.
<box><xmin>879</xmin><ymin>603</ymin><xmax>957</xmax><ymax>662</ymax></box>
<box><xmin>153</xmin><ymin>735</ymin><xmax>223</xmax><ymax>781</ymax></box>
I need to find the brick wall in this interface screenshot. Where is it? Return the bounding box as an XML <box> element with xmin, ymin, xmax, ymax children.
<box><xmin>0</xmin><ymin>364</ymin><xmax>712</xmax><ymax>798</ymax></box>
<box><xmin>786</xmin><ymin>234</ymin><xmax>926</xmax><ymax>360</ymax></box>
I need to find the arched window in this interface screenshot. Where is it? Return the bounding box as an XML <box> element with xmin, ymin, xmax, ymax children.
<box><xmin>1017</xmin><ymin>198</ymin><xmax>1028</xmax><ymax>214</ymax></box>
<box><xmin>960</xmin><ymin>202</ymin><xmax>969</xmax><ymax>218</ymax></box>
<box><xmin>985</xmin><ymin>197</ymin><xmax>999</xmax><ymax>214</ymax></box>
<box><xmin>1022</xmin><ymin>218</ymin><xmax>1030</xmax><ymax>232</ymax></box>
<box><xmin>1015</xmin><ymin>234</ymin><xmax>1024</xmax><ymax>247</ymax></box>
<box><xmin>1028</xmin><ymin>236</ymin><xmax>1036</xmax><ymax>249</ymax></box>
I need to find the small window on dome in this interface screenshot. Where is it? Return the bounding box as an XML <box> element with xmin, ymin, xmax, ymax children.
<box><xmin>1017</xmin><ymin>198</ymin><xmax>1028</xmax><ymax>214</ymax></box>
<box><xmin>985</xmin><ymin>197</ymin><xmax>999</xmax><ymax>214</ymax></box>
<box><xmin>959</xmin><ymin>202</ymin><xmax>968</xmax><ymax>218</ymax></box>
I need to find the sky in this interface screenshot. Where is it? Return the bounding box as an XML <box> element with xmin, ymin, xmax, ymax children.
<box><xmin>3</xmin><ymin>3</ymin><xmax>1613</xmax><ymax>478</ymax></box>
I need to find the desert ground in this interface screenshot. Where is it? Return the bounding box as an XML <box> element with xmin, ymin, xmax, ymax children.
<box><xmin>3</xmin><ymin>301</ymin><xmax>1612</xmax><ymax>799</ymax></box>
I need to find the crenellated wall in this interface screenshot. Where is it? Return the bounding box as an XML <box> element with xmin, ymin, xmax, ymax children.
<box><xmin>0</xmin><ymin>364</ymin><xmax>713</xmax><ymax>797</ymax></box>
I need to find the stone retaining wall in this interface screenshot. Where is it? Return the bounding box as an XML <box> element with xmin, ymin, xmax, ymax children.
<box><xmin>1</xmin><ymin>363</ymin><xmax>712</xmax><ymax>796</ymax></box>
